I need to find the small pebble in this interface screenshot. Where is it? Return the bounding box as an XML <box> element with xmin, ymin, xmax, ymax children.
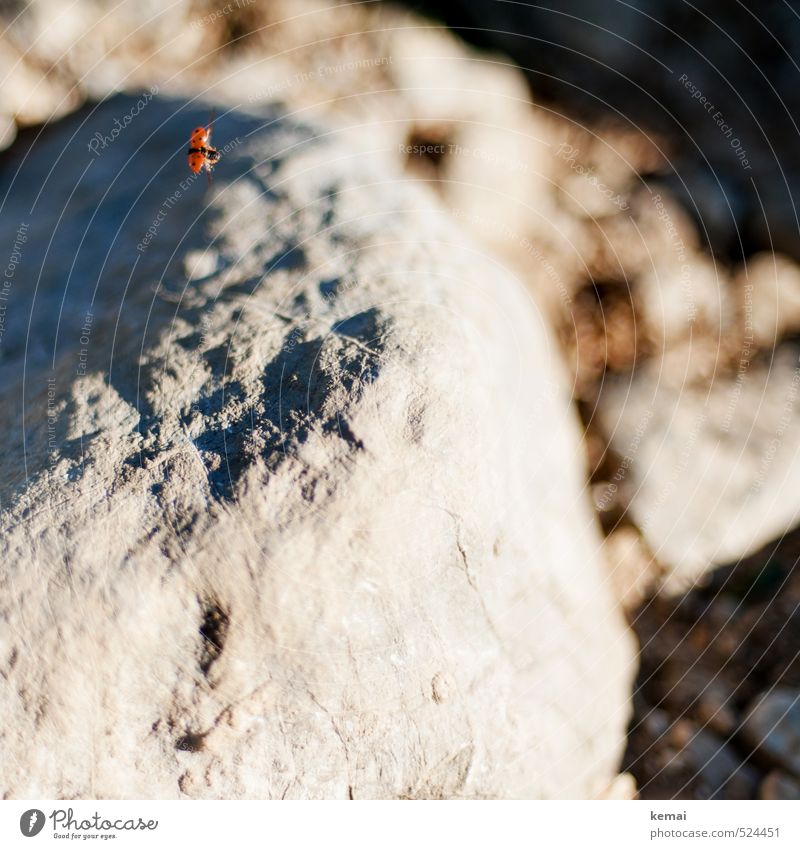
<box><xmin>742</xmin><ymin>689</ymin><xmax>800</xmax><ymax>776</ymax></box>
<box><xmin>759</xmin><ymin>771</ymin><xmax>800</xmax><ymax>800</ymax></box>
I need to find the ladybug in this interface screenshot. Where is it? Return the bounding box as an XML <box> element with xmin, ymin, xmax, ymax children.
<box><xmin>187</xmin><ymin>115</ymin><xmax>220</xmax><ymax>181</ymax></box>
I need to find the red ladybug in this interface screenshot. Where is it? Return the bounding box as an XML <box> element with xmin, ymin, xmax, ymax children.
<box><xmin>187</xmin><ymin>116</ymin><xmax>220</xmax><ymax>181</ymax></box>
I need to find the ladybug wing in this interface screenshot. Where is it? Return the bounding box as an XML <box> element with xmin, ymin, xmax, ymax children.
<box><xmin>207</xmin><ymin>108</ymin><xmax>216</xmax><ymax>144</ymax></box>
<box><xmin>188</xmin><ymin>150</ymin><xmax>205</xmax><ymax>173</ymax></box>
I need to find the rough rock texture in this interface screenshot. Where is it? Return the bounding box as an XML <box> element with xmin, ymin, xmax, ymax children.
<box><xmin>9</xmin><ymin>1</ymin><xmax>800</xmax><ymax>598</ymax></box>
<box><xmin>0</xmin><ymin>96</ymin><xmax>634</xmax><ymax>799</ymax></box>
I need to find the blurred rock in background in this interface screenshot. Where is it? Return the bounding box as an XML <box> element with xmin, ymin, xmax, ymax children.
<box><xmin>413</xmin><ymin>0</ymin><xmax>800</xmax><ymax>261</ymax></box>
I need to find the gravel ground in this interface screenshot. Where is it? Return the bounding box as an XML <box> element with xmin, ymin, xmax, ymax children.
<box><xmin>623</xmin><ymin>529</ymin><xmax>800</xmax><ymax>799</ymax></box>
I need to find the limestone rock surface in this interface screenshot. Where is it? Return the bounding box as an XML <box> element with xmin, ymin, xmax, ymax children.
<box><xmin>0</xmin><ymin>97</ymin><xmax>634</xmax><ymax>799</ymax></box>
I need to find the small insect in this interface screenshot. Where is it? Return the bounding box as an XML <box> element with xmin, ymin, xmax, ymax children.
<box><xmin>187</xmin><ymin>111</ymin><xmax>221</xmax><ymax>183</ymax></box>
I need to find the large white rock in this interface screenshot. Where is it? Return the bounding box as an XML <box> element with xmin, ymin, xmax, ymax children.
<box><xmin>0</xmin><ymin>97</ymin><xmax>634</xmax><ymax>799</ymax></box>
